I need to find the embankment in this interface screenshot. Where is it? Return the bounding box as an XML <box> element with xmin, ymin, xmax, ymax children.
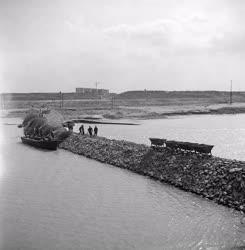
<box><xmin>59</xmin><ymin>134</ymin><xmax>245</xmax><ymax>212</ymax></box>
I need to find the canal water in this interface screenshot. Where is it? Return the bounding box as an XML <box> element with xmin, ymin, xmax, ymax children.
<box><xmin>74</xmin><ymin>114</ymin><xmax>245</xmax><ymax>161</ymax></box>
<box><xmin>1</xmin><ymin>115</ymin><xmax>245</xmax><ymax>250</ymax></box>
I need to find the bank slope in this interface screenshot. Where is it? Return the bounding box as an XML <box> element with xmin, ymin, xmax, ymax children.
<box><xmin>59</xmin><ymin>134</ymin><xmax>245</xmax><ymax>212</ymax></box>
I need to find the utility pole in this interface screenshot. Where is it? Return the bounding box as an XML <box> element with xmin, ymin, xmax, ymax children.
<box><xmin>144</xmin><ymin>89</ymin><xmax>148</xmax><ymax>102</ymax></box>
<box><xmin>62</xmin><ymin>92</ymin><xmax>64</xmax><ymax>108</ymax></box>
<box><xmin>95</xmin><ymin>82</ymin><xmax>99</xmax><ymax>98</ymax></box>
<box><xmin>59</xmin><ymin>91</ymin><xmax>63</xmax><ymax>109</ymax></box>
<box><xmin>95</xmin><ymin>82</ymin><xmax>101</xmax><ymax>100</ymax></box>
<box><xmin>230</xmin><ymin>80</ymin><xmax>233</xmax><ymax>104</ymax></box>
<box><xmin>111</xmin><ymin>96</ymin><xmax>114</xmax><ymax>109</ymax></box>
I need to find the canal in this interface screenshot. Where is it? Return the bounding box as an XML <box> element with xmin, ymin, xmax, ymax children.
<box><xmin>1</xmin><ymin>115</ymin><xmax>245</xmax><ymax>249</ymax></box>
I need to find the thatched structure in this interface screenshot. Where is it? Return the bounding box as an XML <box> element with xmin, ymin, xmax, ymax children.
<box><xmin>27</xmin><ymin>117</ymin><xmax>47</xmax><ymax>129</ymax></box>
<box><xmin>22</xmin><ymin>113</ymin><xmax>40</xmax><ymax>127</ymax></box>
<box><xmin>22</xmin><ymin>109</ymin><xmax>70</xmax><ymax>141</ymax></box>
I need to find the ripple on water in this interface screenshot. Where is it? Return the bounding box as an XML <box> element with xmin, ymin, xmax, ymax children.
<box><xmin>1</xmin><ymin>117</ymin><xmax>245</xmax><ymax>249</ymax></box>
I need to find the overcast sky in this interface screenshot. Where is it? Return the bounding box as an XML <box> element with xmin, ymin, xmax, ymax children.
<box><xmin>1</xmin><ymin>0</ymin><xmax>245</xmax><ymax>93</ymax></box>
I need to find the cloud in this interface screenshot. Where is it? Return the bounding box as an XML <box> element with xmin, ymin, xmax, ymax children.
<box><xmin>3</xmin><ymin>1</ymin><xmax>245</xmax><ymax>93</ymax></box>
<box><xmin>103</xmin><ymin>15</ymin><xmax>242</xmax><ymax>54</ymax></box>
<box><xmin>64</xmin><ymin>14</ymin><xmax>245</xmax><ymax>58</ymax></box>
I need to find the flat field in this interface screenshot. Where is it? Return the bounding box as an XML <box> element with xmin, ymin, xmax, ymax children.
<box><xmin>2</xmin><ymin>95</ymin><xmax>245</xmax><ymax>120</ymax></box>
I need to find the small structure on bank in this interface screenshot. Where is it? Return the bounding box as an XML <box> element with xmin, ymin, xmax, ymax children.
<box><xmin>149</xmin><ymin>138</ymin><xmax>166</xmax><ymax>148</ymax></box>
<box><xmin>149</xmin><ymin>138</ymin><xmax>214</xmax><ymax>155</ymax></box>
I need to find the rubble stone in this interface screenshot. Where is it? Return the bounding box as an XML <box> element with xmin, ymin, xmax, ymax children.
<box><xmin>59</xmin><ymin>133</ymin><xmax>245</xmax><ymax>212</ymax></box>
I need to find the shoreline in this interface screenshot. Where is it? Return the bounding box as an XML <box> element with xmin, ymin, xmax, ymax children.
<box><xmin>64</xmin><ymin>119</ymin><xmax>140</xmax><ymax>125</ymax></box>
<box><xmin>59</xmin><ymin>133</ymin><xmax>245</xmax><ymax>213</ymax></box>
<box><xmin>3</xmin><ymin>103</ymin><xmax>245</xmax><ymax>120</ymax></box>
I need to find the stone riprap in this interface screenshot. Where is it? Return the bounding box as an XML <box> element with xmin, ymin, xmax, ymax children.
<box><xmin>59</xmin><ymin>133</ymin><xmax>245</xmax><ymax>212</ymax></box>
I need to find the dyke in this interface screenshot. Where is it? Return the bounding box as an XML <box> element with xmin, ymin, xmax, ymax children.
<box><xmin>59</xmin><ymin>133</ymin><xmax>245</xmax><ymax>212</ymax></box>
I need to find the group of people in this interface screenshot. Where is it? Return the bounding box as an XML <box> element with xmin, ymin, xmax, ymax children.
<box><xmin>79</xmin><ymin>124</ymin><xmax>98</xmax><ymax>136</ymax></box>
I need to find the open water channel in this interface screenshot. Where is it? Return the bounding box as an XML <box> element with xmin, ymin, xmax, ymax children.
<box><xmin>1</xmin><ymin>115</ymin><xmax>245</xmax><ymax>250</ymax></box>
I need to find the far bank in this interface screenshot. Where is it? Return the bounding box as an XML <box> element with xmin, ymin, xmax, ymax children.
<box><xmin>3</xmin><ymin>102</ymin><xmax>245</xmax><ymax>120</ymax></box>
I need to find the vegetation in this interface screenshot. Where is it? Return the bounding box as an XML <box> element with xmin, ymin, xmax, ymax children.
<box><xmin>3</xmin><ymin>90</ymin><xmax>245</xmax><ymax>120</ymax></box>
<box><xmin>21</xmin><ymin>110</ymin><xmax>70</xmax><ymax>141</ymax></box>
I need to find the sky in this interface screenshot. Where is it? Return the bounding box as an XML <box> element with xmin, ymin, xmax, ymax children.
<box><xmin>1</xmin><ymin>0</ymin><xmax>245</xmax><ymax>93</ymax></box>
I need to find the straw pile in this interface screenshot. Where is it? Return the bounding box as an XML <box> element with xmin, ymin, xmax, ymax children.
<box><xmin>22</xmin><ymin>109</ymin><xmax>70</xmax><ymax>141</ymax></box>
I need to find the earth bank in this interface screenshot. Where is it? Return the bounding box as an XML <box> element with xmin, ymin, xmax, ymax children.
<box><xmin>59</xmin><ymin>133</ymin><xmax>245</xmax><ymax>212</ymax></box>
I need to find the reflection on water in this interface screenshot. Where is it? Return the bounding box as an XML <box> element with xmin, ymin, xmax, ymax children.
<box><xmin>1</xmin><ymin>116</ymin><xmax>245</xmax><ymax>250</ymax></box>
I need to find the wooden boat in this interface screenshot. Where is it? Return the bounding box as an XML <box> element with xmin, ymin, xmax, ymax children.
<box><xmin>21</xmin><ymin>136</ymin><xmax>59</xmax><ymax>150</ymax></box>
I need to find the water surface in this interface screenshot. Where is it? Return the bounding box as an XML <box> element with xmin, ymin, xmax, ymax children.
<box><xmin>1</xmin><ymin>116</ymin><xmax>245</xmax><ymax>250</ymax></box>
<box><xmin>75</xmin><ymin>114</ymin><xmax>245</xmax><ymax>161</ymax></box>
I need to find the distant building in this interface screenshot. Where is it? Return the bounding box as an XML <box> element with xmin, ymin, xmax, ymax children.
<box><xmin>75</xmin><ymin>87</ymin><xmax>109</xmax><ymax>97</ymax></box>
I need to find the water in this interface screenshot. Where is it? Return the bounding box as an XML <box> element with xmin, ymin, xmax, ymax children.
<box><xmin>75</xmin><ymin>114</ymin><xmax>245</xmax><ymax>161</ymax></box>
<box><xmin>1</xmin><ymin>115</ymin><xmax>245</xmax><ymax>250</ymax></box>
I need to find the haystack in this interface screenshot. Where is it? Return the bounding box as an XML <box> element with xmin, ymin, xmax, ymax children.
<box><xmin>22</xmin><ymin>109</ymin><xmax>70</xmax><ymax>141</ymax></box>
<box><xmin>44</xmin><ymin>110</ymin><xmax>64</xmax><ymax>128</ymax></box>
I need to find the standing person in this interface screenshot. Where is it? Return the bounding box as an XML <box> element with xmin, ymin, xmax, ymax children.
<box><xmin>94</xmin><ymin>126</ymin><xmax>98</xmax><ymax>136</ymax></box>
<box><xmin>79</xmin><ymin>124</ymin><xmax>85</xmax><ymax>135</ymax></box>
<box><xmin>68</xmin><ymin>122</ymin><xmax>74</xmax><ymax>132</ymax></box>
<box><xmin>88</xmin><ymin>126</ymin><xmax>93</xmax><ymax>136</ymax></box>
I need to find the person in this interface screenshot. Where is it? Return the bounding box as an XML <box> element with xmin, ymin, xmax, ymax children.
<box><xmin>88</xmin><ymin>126</ymin><xmax>93</xmax><ymax>136</ymax></box>
<box><xmin>79</xmin><ymin>124</ymin><xmax>85</xmax><ymax>135</ymax></box>
<box><xmin>68</xmin><ymin>122</ymin><xmax>74</xmax><ymax>132</ymax></box>
<box><xmin>94</xmin><ymin>126</ymin><xmax>98</xmax><ymax>136</ymax></box>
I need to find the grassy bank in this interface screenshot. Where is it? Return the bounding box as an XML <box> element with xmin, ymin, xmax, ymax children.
<box><xmin>3</xmin><ymin>101</ymin><xmax>245</xmax><ymax>120</ymax></box>
<box><xmin>3</xmin><ymin>90</ymin><xmax>245</xmax><ymax>120</ymax></box>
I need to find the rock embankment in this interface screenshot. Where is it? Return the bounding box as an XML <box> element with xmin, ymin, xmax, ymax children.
<box><xmin>59</xmin><ymin>134</ymin><xmax>245</xmax><ymax>212</ymax></box>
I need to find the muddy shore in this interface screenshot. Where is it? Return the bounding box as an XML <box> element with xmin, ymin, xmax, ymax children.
<box><xmin>3</xmin><ymin>102</ymin><xmax>245</xmax><ymax>120</ymax></box>
<box><xmin>59</xmin><ymin>133</ymin><xmax>245</xmax><ymax>213</ymax></box>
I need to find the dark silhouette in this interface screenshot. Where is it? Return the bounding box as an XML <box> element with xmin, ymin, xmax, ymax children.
<box><xmin>79</xmin><ymin>124</ymin><xmax>85</xmax><ymax>135</ymax></box>
<box><xmin>94</xmin><ymin>126</ymin><xmax>98</xmax><ymax>136</ymax></box>
<box><xmin>67</xmin><ymin>122</ymin><xmax>74</xmax><ymax>132</ymax></box>
<box><xmin>88</xmin><ymin>126</ymin><xmax>93</xmax><ymax>136</ymax></box>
